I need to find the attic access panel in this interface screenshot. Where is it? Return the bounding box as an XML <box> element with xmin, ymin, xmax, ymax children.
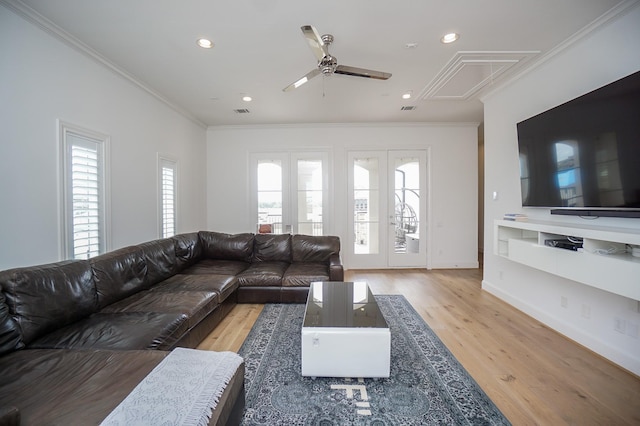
<box><xmin>420</xmin><ymin>51</ymin><xmax>539</xmax><ymax>100</ymax></box>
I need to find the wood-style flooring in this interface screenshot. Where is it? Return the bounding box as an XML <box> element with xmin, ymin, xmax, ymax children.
<box><xmin>197</xmin><ymin>268</ymin><xmax>640</xmax><ymax>425</ymax></box>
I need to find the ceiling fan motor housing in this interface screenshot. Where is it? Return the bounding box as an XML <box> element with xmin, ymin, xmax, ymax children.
<box><xmin>319</xmin><ymin>55</ymin><xmax>338</xmax><ymax>74</ymax></box>
<box><xmin>321</xmin><ymin>34</ymin><xmax>334</xmax><ymax>44</ymax></box>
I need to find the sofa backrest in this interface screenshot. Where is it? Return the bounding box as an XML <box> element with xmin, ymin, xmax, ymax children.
<box><xmin>0</xmin><ymin>260</ymin><xmax>96</xmax><ymax>345</ymax></box>
<box><xmin>0</xmin><ymin>285</ymin><xmax>24</xmax><ymax>355</ymax></box>
<box><xmin>171</xmin><ymin>232</ymin><xmax>203</xmax><ymax>270</ymax></box>
<box><xmin>199</xmin><ymin>231</ymin><xmax>254</xmax><ymax>262</ymax></box>
<box><xmin>90</xmin><ymin>246</ymin><xmax>147</xmax><ymax>309</ymax></box>
<box><xmin>253</xmin><ymin>233</ymin><xmax>292</xmax><ymax>262</ymax></box>
<box><xmin>292</xmin><ymin>235</ymin><xmax>341</xmax><ymax>262</ymax></box>
<box><xmin>138</xmin><ymin>238</ymin><xmax>178</xmax><ymax>286</ymax></box>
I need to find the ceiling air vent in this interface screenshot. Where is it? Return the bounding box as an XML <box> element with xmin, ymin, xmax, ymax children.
<box><xmin>401</xmin><ymin>106</ymin><xmax>416</xmax><ymax>111</ymax></box>
<box><xmin>233</xmin><ymin>108</ymin><xmax>250</xmax><ymax>114</ymax></box>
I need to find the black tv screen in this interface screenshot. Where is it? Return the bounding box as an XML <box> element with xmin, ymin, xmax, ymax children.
<box><xmin>516</xmin><ymin>70</ymin><xmax>640</xmax><ymax>211</ymax></box>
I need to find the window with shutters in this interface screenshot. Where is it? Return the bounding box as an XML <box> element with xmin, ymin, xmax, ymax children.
<box><xmin>60</xmin><ymin>122</ymin><xmax>109</xmax><ymax>260</ymax></box>
<box><xmin>159</xmin><ymin>156</ymin><xmax>177</xmax><ymax>238</ymax></box>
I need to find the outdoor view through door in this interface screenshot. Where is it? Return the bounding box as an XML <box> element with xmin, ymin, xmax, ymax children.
<box><xmin>393</xmin><ymin>157</ymin><xmax>421</xmax><ymax>255</ymax></box>
<box><xmin>349</xmin><ymin>150</ymin><xmax>427</xmax><ymax>269</ymax></box>
<box><xmin>254</xmin><ymin>153</ymin><xmax>327</xmax><ymax>235</ymax></box>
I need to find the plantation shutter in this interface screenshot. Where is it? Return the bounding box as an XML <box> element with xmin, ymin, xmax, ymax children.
<box><xmin>67</xmin><ymin>134</ymin><xmax>103</xmax><ymax>259</ymax></box>
<box><xmin>160</xmin><ymin>159</ymin><xmax>176</xmax><ymax>238</ymax></box>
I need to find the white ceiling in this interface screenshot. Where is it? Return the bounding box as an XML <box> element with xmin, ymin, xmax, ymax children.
<box><xmin>6</xmin><ymin>0</ymin><xmax>628</xmax><ymax>126</ymax></box>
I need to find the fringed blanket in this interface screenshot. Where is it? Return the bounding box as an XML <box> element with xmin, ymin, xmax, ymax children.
<box><xmin>101</xmin><ymin>348</ymin><xmax>243</xmax><ymax>426</ymax></box>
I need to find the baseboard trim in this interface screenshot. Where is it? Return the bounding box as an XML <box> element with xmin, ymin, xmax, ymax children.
<box><xmin>481</xmin><ymin>279</ymin><xmax>640</xmax><ymax>376</ymax></box>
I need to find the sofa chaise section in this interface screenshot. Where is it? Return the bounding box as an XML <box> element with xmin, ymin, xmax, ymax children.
<box><xmin>0</xmin><ymin>348</ymin><xmax>245</xmax><ymax>425</ymax></box>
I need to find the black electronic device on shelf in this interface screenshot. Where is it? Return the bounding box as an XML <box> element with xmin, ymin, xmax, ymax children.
<box><xmin>544</xmin><ymin>238</ymin><xmax>583</xmax><ymax>251</ymax></box>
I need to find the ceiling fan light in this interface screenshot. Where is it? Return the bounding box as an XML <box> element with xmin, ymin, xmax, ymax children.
<box><xmin>197</xmin><ymin>38</ymin><xmax>213</xmax><ymax>48</ymax></box>
<box><xmin>294</xmin><ymin>77</ymin><xmax>308</xmax><ymax>88</ymax></box>
<box><xmin>441</xmin><ymin>33</ymin><xmax>459</xmax><ymax>44</ymax></box>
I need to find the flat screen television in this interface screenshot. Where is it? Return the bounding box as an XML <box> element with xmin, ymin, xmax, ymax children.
<box><xmin>516</xmin><ymin>70</ymin><xmax>640</xmax><ymax>217</ymax></box>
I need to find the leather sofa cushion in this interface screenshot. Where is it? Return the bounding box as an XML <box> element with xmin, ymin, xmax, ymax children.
<box><xmin>28</xmin><ymin>312</ymin><xmax>188</xmax><ymax>351</ymax></box>
<box><xmin>138</xmin><ymin>238</ymin><xmax>178</xmax><ymax>286</ymax></box>
<box><xmin>90</xmin><ymin>246</ymin><xmax>148</xmax><ymax>309</ymax></box>
<box><xmin>0</xmin><ymin>349</ymin><xmax>168</xmax><ymax>425</ymax></box>
<box><xmin>253</xmin><ymin>234</ymin><xmax>291</xmax><ymax>262</ymax></box>
<box><xmin>199</xmin><ymin>231</ymin><xmax>254</xmax><ymax>262</ymax></box>
<box><xmin>0</xmin><ymin>288</ymin><xmax>23</xmax><ymax>355</ymax></box>
<box><xmin>292</xmin><ymin>235</ymin><xmax>340</xmax><ymax>262</ymax></box>
<box><xmin>0</xmin><ymin>260</ymin><xmax>96</xmax><ymax>345</ymax></box>
<box><xmin>0</xmin><ymin>348</ymin><xmax>244</xmax><ymax>426</ymax></box>
<box><xmin>100</xmin><ymin>290</ymin><xmax>218</xmax><ymax>330</ymax></box>
<box><xmin>282</xmin><ymin>262</ymin><xmax>330</xmax><ymax>287</ymax></box>
<box><xmin>0</xmin><ymin>405</ymin><xmax>20</xmax><ymax>426</ymax></box>
<box><xmin>171</xmin><ymin>232</ymin><xmax>202</xmax><ymax>270</ymax></box>
<box><xmin>237</xmin><ymin>262</ymin><xmax>289</xmax><ymax>287</ymax></box>
<box><xmin>181</xmin><ymin>258</ymin><xmax>249</xmax><ymax>276</ymax></box>
<box><xmin>153</xmin><ymin>274</ymin><xmax>239</xmax><ymax>303</ymax></box>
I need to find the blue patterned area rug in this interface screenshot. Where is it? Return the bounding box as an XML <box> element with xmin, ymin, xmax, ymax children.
<box><xmin>238</xmin><ymin>295</ymin><xmax>510</xmax><ymax>425</ymax></box>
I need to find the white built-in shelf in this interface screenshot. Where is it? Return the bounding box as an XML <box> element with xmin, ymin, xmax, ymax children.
<box><xmin>494</xmin><ymin>219</ymin><xmax>640</xmax><ymax>300</ymax></box>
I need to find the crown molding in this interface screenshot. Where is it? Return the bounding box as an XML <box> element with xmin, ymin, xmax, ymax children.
<box><xmin>1</xmin><ymin>0</ymin><xmax>207</xmax><ymax>129</ymax></box>
<box><xmin>207</xmin><ymin>122</ymin><xmax>481</xmax><ymax>131</ymax></box>
<box><xmin>481</xmin><ymin>0</ymin><xmax>640</xmax><ymax>102</ymax></box>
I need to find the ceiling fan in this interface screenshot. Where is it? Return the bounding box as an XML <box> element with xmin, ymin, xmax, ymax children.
<box><xmin>283</xmin><ymin>25</ymin><xmax>392</xmax><ymax>92</ymax></box>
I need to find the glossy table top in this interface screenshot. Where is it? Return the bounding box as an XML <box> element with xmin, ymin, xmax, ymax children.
<box><xmin>302</xmin><ymin>281</ymin><xmax>388</xmax><ymax>328</ymax></box>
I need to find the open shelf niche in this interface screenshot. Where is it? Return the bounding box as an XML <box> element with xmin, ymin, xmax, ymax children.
<box><xmin>494</xmin><ymin>219</ymin><xmax>640</xmax><ymax>301</ymax></box>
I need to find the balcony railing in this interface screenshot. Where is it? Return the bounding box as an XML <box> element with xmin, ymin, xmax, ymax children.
<box><xmin>258</xmin><ymin>214</ymin><xmax>323</xmax><ymax>235</ymax></box>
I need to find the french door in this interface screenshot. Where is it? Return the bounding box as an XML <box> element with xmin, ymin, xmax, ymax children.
<box><xmin>347</xmin><ymin>150</ymin><xmax>428</xmax><ymax>268</ymax></box>
<box><xmin>251</xmin><ymin>152</ymin><xmax>329</xmax><ymax>235</ymax></box>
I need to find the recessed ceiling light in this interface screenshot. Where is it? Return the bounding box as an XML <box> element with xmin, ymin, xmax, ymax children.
<box><xmin>441</xmin><ymin>33</ymin><xmax>459</xmax><ymax>44</ymax></box>
<box><xmin>402</xmin><ymin>92</ymin><xmax>412</xmax><ymax>100</ymax></box>
<box><xmin>242</xmin><ymin>96</ymin><xmax>252</xmax><ymax>102</ymax></box>
<box><xmin>405</xmin><ymin>43</ymin><xmax>418</xmax><ymax>49</ymax></box>
<box><xmin>197</xmin><ymin>38</ymin><xmax>214</xmax><ymax>49</ymax></box>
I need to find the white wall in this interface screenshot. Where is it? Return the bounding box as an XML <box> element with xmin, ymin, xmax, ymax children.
<box><xmin>0</xmin><ymin>6</ymin><xmax>207</xmax><ymax>269</ymax></box>
<box><xmin>207</xmin><ymin>123</ymin><xmax>479</xmax><ymax>269</ymax></box>
<box><xmin>482</xmin><ymin>3</ymin><xmax>640</xmax><ymax>374</ymax></box>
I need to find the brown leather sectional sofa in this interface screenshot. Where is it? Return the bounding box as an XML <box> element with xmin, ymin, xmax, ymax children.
<box><xmin>0</xmin><ymin>231</ymin><xmax>343</xmax><ymax>425</ymax></box>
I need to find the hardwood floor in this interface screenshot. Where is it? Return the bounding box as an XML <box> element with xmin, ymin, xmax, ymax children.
<box><xmin>198</xmin><ymin>268</ymin><xmax>640</xmax><ymax>425</ymax></box>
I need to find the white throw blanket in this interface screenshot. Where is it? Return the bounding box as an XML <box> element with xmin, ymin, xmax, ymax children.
<box><xmin>101</xmin><ymin>348</ymin><xmax>243</xmax><ymax>426</ymax></box>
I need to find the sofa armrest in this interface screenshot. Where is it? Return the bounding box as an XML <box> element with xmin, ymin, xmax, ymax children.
<box><xmin>328</xmin><ymin>253</ymin><xmax>344</xmax><ymax>281</ymax></box>
<box><xmin>0</xmin><ymin>406</ymin><xmax>20</xmax><ymax>426</ymax></box>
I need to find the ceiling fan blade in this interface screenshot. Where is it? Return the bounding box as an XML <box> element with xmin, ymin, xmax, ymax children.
<box><xmin>335</xmin><ymin>65</ymin><xmax>392</xmax><ymax>80</ymax></box>
<box><xmin>301</xmin><ymin>25</ymin><xmax>327</xmax><ymax>61</ymax></box>
<box><xmin>283</xmin><ymin>68</ymin><xmax>321</xmax><ymax>92</ymax></box>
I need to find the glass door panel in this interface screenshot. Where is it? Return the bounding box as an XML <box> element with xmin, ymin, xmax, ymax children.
<box><xmin>252</xmin><ymin>152</ymin><xmax>328</xmax><ymax>235</ymax></box>
<box><xmin>296</xmin><ymin>159</ymin><xmax>323</xmax><ymax>236</ymax></box>
<box><xmin>354</xmin><ymin>157</ymin><xmax>381</xmax><ymax>255</ymax></box>
<box><xmin>388</xmin><ymin>151</ymin><xmax>427</xmax><ymax>267</ymax></box>
<box><xmin>347</xmin><ymin>152</ymin><xmax>387</xmax><ymax>268</ymax></box>
<box><xmin>257</xmin><ymin>159</ymin><xmax>285</xmax><ymax>234</ymax></box>
<box><xmin>347</xmin><ymin>150</ymin><xmax>428</xmax><ymax>269</ymax></box>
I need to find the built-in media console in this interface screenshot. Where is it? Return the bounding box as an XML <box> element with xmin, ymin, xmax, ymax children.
<box><xmin>494</xmin><ymin>219</ymin><xmax>640</xmax><ymax>300</ymax></box>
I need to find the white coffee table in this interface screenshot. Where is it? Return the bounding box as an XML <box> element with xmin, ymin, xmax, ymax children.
<box><xmin>301</xmin><ymin>281</ymin><xmax>390</xmax><ymax>378</ymax></box>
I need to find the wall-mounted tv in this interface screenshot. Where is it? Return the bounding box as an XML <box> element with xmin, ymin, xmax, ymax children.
<box><xmin>516</xmin><ymin>70</ymin><xmax>640</xmax><ymax>217</ymax></box>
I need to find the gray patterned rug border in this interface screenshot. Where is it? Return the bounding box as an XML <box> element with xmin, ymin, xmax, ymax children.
<box><xmin>239</xmin><ymin>295</ymin><xmax>510</xmax><ymax>425</ymax></box>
